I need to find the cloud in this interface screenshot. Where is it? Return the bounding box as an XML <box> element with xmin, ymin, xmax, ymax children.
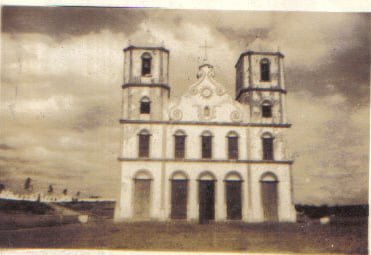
<box><xmin>288</xmin><ymin>90</ymin><xmax>369</xmax><ymax>205</ymax></box>
<box><xmin>2</xmin><ymin>7</ymin><xmax>146</xmax><ymax>40</ymax></box>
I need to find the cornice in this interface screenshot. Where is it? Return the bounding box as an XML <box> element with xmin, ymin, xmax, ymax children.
<box><xmin>236</xmin><ymin>87</ymin><xmax>287</xmax><ymax>100</ymax></box>
<box><xmin>235</xmin><ymin>51</ymin><xmax>285</xmax><ymax>68</ymax></box>
<box><xmin>118</xmin><ymin>157</ymin><xmax>294</xmax><ymax>165</ymax></box>
<box><xmin>123</xmin><ymin>45</ymin><xmax>170</xmax><ymax>53</ymax></box>
<box><xmin>119</xmin><ymin>119</ymin><xmax>292</xmax><ymax>128</ymax></box>
<box><xmin>122</xmin><ymin>83</ymin><xmax>170</xmax><ymax>91</ymax></box>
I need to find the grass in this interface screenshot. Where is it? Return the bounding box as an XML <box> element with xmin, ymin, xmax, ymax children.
<box><xmin>0</xmin><ymin>218</ymin><xmax>367</xmax><ymax>253</ymax></box>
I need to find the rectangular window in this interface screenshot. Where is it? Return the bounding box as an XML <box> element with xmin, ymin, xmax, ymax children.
<box><xmin>140</xmin><ymin>102</ymin><xmax>150</xmax><ymax>114</ymax></box>
<box><xmin>202</xmin><ymin>136</ymin><xmax>212</xmax><ymax>159</ymax></box>
<box><xmin>175</xmin><ymin>136</ymin><xmax>185</xmax><ymax>159</ymax></box>
<box><xmin>228</xmin><ymin>137</ymin><xmax>239</xmax><ymax>159</ymax></box>
<box><xmin>262</xmin><ymin>105</ymin><xmax>272</xmax><ymax>118</ymax></box>
<box><xmin>139</xmin><ymin>135</ymin><xmax>150</xmax><ymax>157</ymax></box>
<box><xmin>262</xmin><ymin>138</ymin><xmax>274</xmax><ymax>160</ymax></box>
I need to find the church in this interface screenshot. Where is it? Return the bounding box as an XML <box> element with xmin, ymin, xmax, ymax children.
<box><xmin>114</xmin><ymin>44</ymin><xmax>297</xmax><ymax>223</ymax></box>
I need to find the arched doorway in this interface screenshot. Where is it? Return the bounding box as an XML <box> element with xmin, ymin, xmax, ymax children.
<box><xmin>225</xmin><ymin>172</ymin><xmax>243</xmax><ymax>220</ymax></box>
<box><xmin>170</xmin><ymin>171</ymin><xmax>188</xmax><ymax>219</ymax></box>
<box><xmin>198</xmin><ymin>171</ymin><xmax>216</xmax><ymax>224</ymax></box>
<box><xmin>260</xmin><ymin>172</ymin><xmax>279</xmax><ymax>222</ymax></box>
<box><xmin>133</xmin><ymin>170</ymin><xmax>152</xmax><ymax>220</ymax></box>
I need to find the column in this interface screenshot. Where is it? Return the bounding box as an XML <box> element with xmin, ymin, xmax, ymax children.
<box><xmin>188</xmin><ymin>179</ymin><xmax>198</xmax><ymax>221</ymax></box>
<box><xmin>215</xmin><ymin>180</ymin><xmax>226</xmax><ymax>221</ymax></box>
<box><xmin>115</xmin><ymin>170</ymin><xmax>133</xmax><ymax>221</ymax></box>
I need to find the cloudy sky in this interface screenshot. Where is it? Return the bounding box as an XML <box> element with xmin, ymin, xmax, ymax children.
<box><xmin>1</xmin><ymin>7</ymin><xmax>369</xmax><ymax>205</ymax></box>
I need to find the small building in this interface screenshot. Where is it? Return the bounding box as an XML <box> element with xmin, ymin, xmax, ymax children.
<box><xmin>114</xmin><ymin>45</ymin><xmax>296</xmax><ymax>223</ymax></box>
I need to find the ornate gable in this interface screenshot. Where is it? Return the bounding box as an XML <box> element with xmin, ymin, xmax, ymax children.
<box><xmin>169</xmin><ymin>63</ymin><xmax>246</xmax><ymax>123</ymax></box>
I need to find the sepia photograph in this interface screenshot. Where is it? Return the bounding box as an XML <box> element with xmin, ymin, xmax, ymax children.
<box><xmin>0</xmin><ymin>2</ymin><xmax>369</xmax><ymax>254</ymax></box>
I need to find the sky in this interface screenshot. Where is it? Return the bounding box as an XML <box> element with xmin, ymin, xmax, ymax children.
<box><xmin>1</xmin><ymin>7</ymin><xmax>369</xmax><ymax>205</ymax></box>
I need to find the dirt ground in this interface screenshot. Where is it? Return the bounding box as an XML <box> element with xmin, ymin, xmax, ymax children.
<box><xmin>0</xmin><ymin>219</ymin><xmax>367</xmax><ymax>253</ymax></box>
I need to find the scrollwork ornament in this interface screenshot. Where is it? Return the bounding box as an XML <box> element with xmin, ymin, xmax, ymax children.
<box><xmin>200</xmin><ymin>87</ymin><xmax>213</xmax><ymax>98</ymax></box>
<box><xmin>216</xmin><ymin>87</ymin><xmax>225</xmax><ymax>96</ymax></box>
<box><xmin>171</xmin><ymin>109</ymin><xmax>183</xmax><ymax>121</ymax></box>
<box><xmin>190</xmin><ymin>87</ymin><xmax>198</xmax><ymax>95</ymax></box>
<box><xmin>230</xmin><ymin>111</ymin><xmax>242</xmax><ymax>122</ymax></box>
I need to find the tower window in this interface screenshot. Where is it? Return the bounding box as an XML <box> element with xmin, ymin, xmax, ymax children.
<box><xmin>262</xmin><ymin>133</ymin><xmax>274</xmax><ymax>160</ymax></box>
<box><xmin>138</xmin><ymin>129</ymin><xmax>151</xmax><ymax>158</ymax></box>
<box><xmin>227</xmin><ymin>131</ymin><xmax>239</xmax><ymax>160</ymax></box>
<box><xmin>201</xmin><ymin>131</ymin><xmax>213</xmax><ymax>159</ymax></box>
<box><xmin>260</xmin><ymin>58</ymin><xmax>270</xmax><ymax>81</ymax></box>
<box><xmin>262</xmin><ymin>101</ymin><xmax>272</xmax><ymax>118</ymax></box>
<box><xmin>141</xmin><ymin>52</ymin><xmax>152</xmax><ymax>76</ymax></box>
<box><xmin>140</xmin><ymin>97</ymin><xmax>151</xmax><ymax>114</ymax></box>
<box><xmin>174</xmin><ymin>130</ymin><xmax>186</xmax><ymax>159</ymax></box>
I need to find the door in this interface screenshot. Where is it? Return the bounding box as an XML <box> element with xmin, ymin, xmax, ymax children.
<box><xmin>261</xmin><ymin>181</ymin><xmax>278</xmax><ymax>222</ymax></box>
<box><xmin>171</xmin><ymin>180</ymin><xmax>188</xmax><ymax>219</ymax></box>
<box><xmin>133</xmin><ymin>179</ymin><xmax>151</xmax><ymax>220</ymax></box>
<box><xmin>226</xmin><ymin>181</ymin><xmax>242</xmax><ymax>220</ymax></box>
<box><xmin>199</xmin><ymin>180</ymin><xmax>215</xmax><ymax>223</ymax></box>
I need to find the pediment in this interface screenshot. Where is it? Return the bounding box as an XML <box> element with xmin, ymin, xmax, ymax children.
<box><xmin>169</xmin><ymin>63</ymin><xmax>246</xmax><ymax>123</ymax></box>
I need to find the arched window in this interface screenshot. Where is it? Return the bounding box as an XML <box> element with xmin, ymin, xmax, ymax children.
<box><xmin>226</xmin><ymin>131</ymin><xmax>239</xmax><ymax>160</ymax></box>
<box><xmin>174</xmin><ymin>130</ymin><xmax>186</xmax><ymax>159</ymax></box>
<box><xmin>260</xmin><ymin>58</ymin><xmax>270</xmax><ymax>81</ymax></box>
<box><xmin>262</xmin><ymin>132</ymin><xmax>274</xmax><ymax>160</ymax></box>
<box><xmin>138</xmin><ymin>129</ymin><xmax>151</xmax><ymax>158</ymax></box>
<box><xmin>201</xmin><ymin>131</ymin><xmax>213</xmax><ymax>159</ymax></box>
<box><xmin>261</xmin><ymin>100</ymin><xmax>272</xmax><ymax>118</ymax></box>
<box><xmin>140</xmin><ymin>97</ymin><xmax>151</xmax><ymax>114</ymax></box>
<box><xmin>141</xmin><ymin>52</ymin><xmax>152</xmax><ymax>76</ymax></box>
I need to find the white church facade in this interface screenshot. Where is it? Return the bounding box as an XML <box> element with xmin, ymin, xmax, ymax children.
<box><xmin>114</xmin><ymin>45</ymin><xmax>296</xmax><ymax>223</ymax></box>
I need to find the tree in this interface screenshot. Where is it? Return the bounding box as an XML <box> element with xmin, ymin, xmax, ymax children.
<box><xmin>48</xmin><ymin>185</ymin><xmax>53</xmax><ymax>194</ymax></box>
<box><xmin>62</xmin><ymin>188</ymin><xmax>68</xmax><ymax>195</ymax></box>
<box><xmin>24</xmin><ymin>177</ymin><xmax>32</xmax><ymax>191</ymax></box>
<box><xmin>76</xmin><ymin>191</ymin><xmax>80</xmax><ymax>197</ymax></box>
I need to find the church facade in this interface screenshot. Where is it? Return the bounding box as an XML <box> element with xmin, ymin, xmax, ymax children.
<box><xmin>114</xmin><ymin>45</ymin><xmax>296</xmax><ymax>223</ymax></box>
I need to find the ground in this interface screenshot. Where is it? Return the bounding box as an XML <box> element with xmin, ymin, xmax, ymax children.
<box><xmin>0</xmin><ymin>218</ymin><xmax>367</xmax><ymax>253</ymax></box>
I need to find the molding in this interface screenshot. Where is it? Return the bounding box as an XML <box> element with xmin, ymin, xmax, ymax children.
<box><xmin>123</xmin><ymin>45</ymin><xmax>170</xmax><ymax>53</ymax></box>
<box><xmin>119</xmin><ymin>119</ymin><xmax>292</xmax><ymax>128</ymax></box>
<box><xmin>236</xmin><ymin>87</ymin><xmax>287</xmax><ymax>100</ymax></box>
<box><xmin>122</xmin><ymin>83</ymin><xmax>170</xmax><ymax>91</ymax></box>
<box><xmin>118</xmin><ymin>157</ymin><xmax>294</xmax><ymax>165</ymax></box>
<box><xmin>235</xmin><ymin>51</ymin><xmax>285</xmax><ymax>68</ymax></box>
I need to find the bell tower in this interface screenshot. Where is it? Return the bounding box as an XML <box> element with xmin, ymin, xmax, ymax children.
<box><xmin>122</xmin><ymin>45</ymin><xmax>170</xmax><ymax>121</ymax></box>
<box><xmin>235</xmin><ymin>50</ymin><xmax>287</xmax><ymax>124</ymax></box>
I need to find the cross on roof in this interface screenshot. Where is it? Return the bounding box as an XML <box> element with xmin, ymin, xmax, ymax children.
<box><xmin>199</xmin><ymin>40</ymin><xmax>212</xmax><ymax>62</ymax></box>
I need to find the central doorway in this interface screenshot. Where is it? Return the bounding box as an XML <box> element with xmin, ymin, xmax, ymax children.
<box><xmin>170</xmin><ymin>171</ymin><xmax>188</xmax><ymax>219</ymax></box>
<box><xmin>198</xmin><ymin>172</ymin><xmax>216</xmax><ymax>224</ymax></box>
<box><xmin>225</xmin><ymin>172</ymin><xmax>243</xmax><ymax>220</ymax></box>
